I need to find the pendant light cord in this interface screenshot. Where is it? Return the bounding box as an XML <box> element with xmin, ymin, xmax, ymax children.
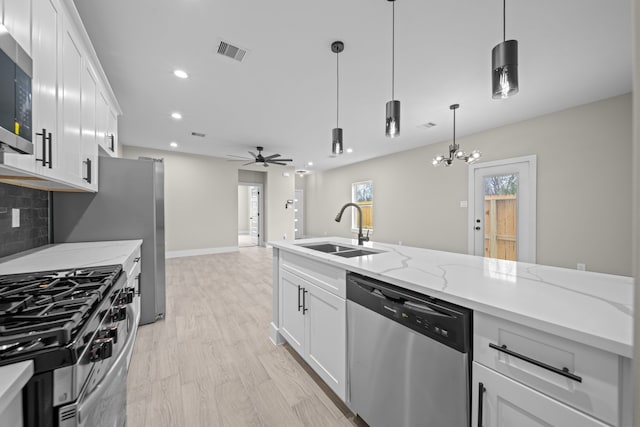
<box><xmin>391</xmin><ymin>1</ymin><xmax>395</xmax><ymax>100</ymax></box>
<box><xmin>503</xmin><ymin>0</ymin><xmax>506</xmax><ymax>41</ymax></box>
<box><xmin>453</xmin><ymin>108</ymin><xmax>456</xmax><ymax>146</ymax></box>
<box><xmin>336</xmin><ymin>50</ymin><xmax>340</xmax><ymax>128</ymax></box>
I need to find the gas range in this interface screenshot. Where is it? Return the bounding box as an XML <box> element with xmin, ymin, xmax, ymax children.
<box><xmin>0</xmin><ymin>264</ymin><xmax>138</xmax><ymax>427</ymax></box>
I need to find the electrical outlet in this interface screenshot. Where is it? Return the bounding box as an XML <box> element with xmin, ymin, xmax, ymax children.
<box><xmin>11</xmin><ymin>209</ymin><xmax>19</xmax><ymax>228</ymax></box>
<box><xmin>577</xmin><ymin>263</ymin><xmax>586</xmax><ymax>271</ymax></box>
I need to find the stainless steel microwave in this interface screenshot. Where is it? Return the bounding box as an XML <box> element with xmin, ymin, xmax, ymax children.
<box><xmin>0</xmin><ymin>25</ymin><xmax>32</xmax><ymax>159</ymax></box>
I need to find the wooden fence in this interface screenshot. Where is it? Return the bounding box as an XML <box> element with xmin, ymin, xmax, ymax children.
<box><xmin>484</xmin><ymin>194</ymin><xmax>517</xmax><ymax>261</ymax></box>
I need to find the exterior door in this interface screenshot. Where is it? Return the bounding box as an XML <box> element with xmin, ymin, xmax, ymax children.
<box><xmin>468</xmin><ymin>156</ymin><xmax>536</xmax><ymax>263</ymax></box>
<box><xmin>249</xmin><ymin>186</ymin><xmax>259</xmax><ymax>245</ymax></box>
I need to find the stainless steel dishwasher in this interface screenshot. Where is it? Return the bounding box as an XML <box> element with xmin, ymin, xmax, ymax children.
<box><xmin>347</xmin><ymin>272</ymin><xmax>472</xmax><ymax>427</ymax></box>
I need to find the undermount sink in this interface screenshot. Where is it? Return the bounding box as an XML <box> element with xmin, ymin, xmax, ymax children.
<box><xmin>298</xmin><ymin>242</ymin><xmax>385</xmax><ymax>258</ymax></box>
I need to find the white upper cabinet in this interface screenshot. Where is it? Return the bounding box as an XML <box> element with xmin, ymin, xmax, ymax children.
<box><xmin>31</xmin><ymin>0</ymin><xmax>60</xmax><ymax>178</ymax></box>
<box><xmin>0</xmin><ymin>0</ymin><xmax>119</xmax><ymax>191</ymax></box>
<box><xmin>80</xmin><ymin>62</ymin><xmax>97</xmax><ymax>189</ymax></box>
<box><xmin>3</xmin><ymin>0</ymin><xmax>31</xmax><ymax>54</ymax></box>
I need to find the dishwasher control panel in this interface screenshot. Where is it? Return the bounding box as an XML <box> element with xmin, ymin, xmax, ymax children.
<box><xmin>347</xmin><ymin>272</ymin><xmax>472</xmax><ymax>353</ymax></box>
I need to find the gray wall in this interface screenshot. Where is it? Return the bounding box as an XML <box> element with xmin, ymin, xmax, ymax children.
<box><xmin>0</xmin><ymin>184</ymin><xmax>49</xmax><ymax>258</ymax></box>
<box><xmin>237</xmin><ymin>186</ymin><xmax>250</xmax><ymax>234</ymax></box>
<box><xmin>303</xmin><ymin>94</ymin><xmax>632</xmax><ymax>276</ymax></box>
<box><xmin>122</xmin><ymin>146</ymin><xmax>295</xmax><ymax>253</ymax></box>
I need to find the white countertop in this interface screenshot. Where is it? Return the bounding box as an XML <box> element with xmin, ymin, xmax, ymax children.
<box><xmin>271</xmin><ymin>237</ymin><xmax>634</xmax><ymax>358</ymax></box>
<box><xmin>0</xmin><ymin>361</ymin><xmax>33</xmax><ymax>415</ymax></box>
<box><xmin>0</xmin><ymin>240</ymin><xmax>143</xmax><ymax>275</ymax></box>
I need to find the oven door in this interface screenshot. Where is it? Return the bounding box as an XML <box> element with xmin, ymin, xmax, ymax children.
<box><xmin>60</xmin><ymin>303</ymin><xmax>138</xmax><ymax>427</ymax></box>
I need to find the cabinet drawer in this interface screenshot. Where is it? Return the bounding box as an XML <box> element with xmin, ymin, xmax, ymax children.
<box><xmin>474</xmin><ymin>312</ymin><xmax>620</xmax><ymax>425</ymax></box>
<box><xmin>280</xmin><ymin>251</ymin><xmax>345</xmax><ymax>298</ymax></box>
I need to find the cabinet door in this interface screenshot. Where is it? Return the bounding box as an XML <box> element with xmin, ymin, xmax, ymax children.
<box><xmin>3</xmin><ymin>0</ymin><xmax>31</xmax><ymax>54</ymax></box>
<box><xmin>473</xmin><ymin>363</ymin><xmax>609</xmax><ymax>427</ymax></box>
<box><xmin>80</xmin><ymin>63</ymin><xmax>97</xmax><ymax>189</ymax></box>
<box><xmin>59</xmin><ymin>21</ymin><xmax>83</xmax><ymax>184</ymax></box>
<box><xmin>279</xmin><ymin>270</ymin><xmax>305</xmax><ymax>356</ymax></box>
<box><xmin>305</xmin><ymin>281</ymin><xmax>346</xmax><ymax>400</ymax></box>
<box><xmin>31</xmin><ymin>0</ymin><xmax>60</xmax><ymax>177</ymax></box>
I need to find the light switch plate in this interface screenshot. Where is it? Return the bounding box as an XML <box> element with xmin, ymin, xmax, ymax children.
<box><xmin>11</xmin><ymin>208</ymin><xmax>19</xmax><ymax>228</ymax></box>
<box><xmin>460</xmin><ymin>201</ymin><xmax>468</xmax><ymax>208</ymax></box>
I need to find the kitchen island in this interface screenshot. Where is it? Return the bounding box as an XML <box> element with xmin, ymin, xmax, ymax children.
<box><xmin>270</xmin><ymin>237</ymin><xmax>634</xmax><ymax>427</ymax></box>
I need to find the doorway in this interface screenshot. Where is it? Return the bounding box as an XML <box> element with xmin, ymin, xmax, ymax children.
<box><xmin>468</xmin><ymin>155</ymin><xmax>537</xmax><ymax>263</ymax></box>
<box><xmin>238</xmin><ymin>183</ymin><xmax>264</xmax><ymax>247</ymax></box>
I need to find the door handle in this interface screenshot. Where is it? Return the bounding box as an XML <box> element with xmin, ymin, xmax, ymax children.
<box><xmin>477</xmin><ymin>382</ymin><xmax>485</xmax><ymax>427</ymax></box>
<box><xmin>302</xmin><ymin>289</ymin><xmax>308</xmax><ymax>314</ymax></box>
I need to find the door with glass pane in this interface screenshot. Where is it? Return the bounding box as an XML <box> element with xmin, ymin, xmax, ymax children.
<box><xmin>249</xmin><ymin>186</ymin><xmax>259</xmax><ymax>245</ymax></box>
<box><xmin>469</xmin><ymin>156</ymin><xmax>536</xmax><ymax>263</ymax></box>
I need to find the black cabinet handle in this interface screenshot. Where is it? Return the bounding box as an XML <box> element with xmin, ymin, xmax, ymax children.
<box><xmin>46</xmin><ymin>132</ymin><xmax>52</xmax><ymax>168</ymax></box>
<box><xmin>477</xmin><ymin>382</ymin><xmax>485</xmax><ymax>427</ymax></box>
<box><xmin>83</xmin><ymin>158</ymin><xmax>92</xmax><ymax>183</ymax></box>
<box><xmin>133</xmin><ymin>257</ymin><xmax>141</xmax><ymax>263</ymax></box>
<box><xmin>109</xmin><ymin>134</ymin><xmax>115</xmax><ymax>151</ymax></box>
<box><xmin>489</xmin><ymin>343</ymin><xmax>583</xmax><ymax>383</ymax></box>
<box><xmin>302</xmin><ymin>289</ymin><xmax>308</xmax><ymax>314</ymax></box>
<box><xmin>297</xmin><ymin>285</ymin><xmax>302</xmax><ymax>312</ymax></box>
<box><xmin>35</xmin><ymin>129</ymin><xmax>47</xmax><ymax>166</ymax></box>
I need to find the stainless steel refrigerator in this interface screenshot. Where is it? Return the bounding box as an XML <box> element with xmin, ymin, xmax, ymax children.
<box><xmin>52</xmin><ymin>156</ymin><xmax>166</xmax><ymax>325</ymax></box>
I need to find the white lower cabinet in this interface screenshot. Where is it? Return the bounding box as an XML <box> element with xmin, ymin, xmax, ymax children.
<box><xmin>472</xmin><ymin>363</ymin><xmax>608</xmax><ymax>427</ymax></box>
<box><xmin>278</xmin><ymin>267</ymin><xmax>346</xmax><ymax>400</ymax></box>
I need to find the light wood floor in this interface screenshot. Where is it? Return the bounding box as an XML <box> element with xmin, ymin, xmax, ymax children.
<box><xmin>127</xmin><ymin>246</ymin><xmax>362</xmax><ymax>426</ymax></box>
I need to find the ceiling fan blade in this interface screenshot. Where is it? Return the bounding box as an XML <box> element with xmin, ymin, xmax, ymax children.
<box><xmin>272</xmin><ymin>158</ymin><xmax>292</xmax><ymax>162</ymax></box>
<box><xmin>268</xmin><ymin>161</ymin><xmax>288</xmax><ymax>166</ymax></box>
<box><xmin>242</xmin><ymin>161</ymin><xmax>255</xmax><ymax>166</ymax></box>
<box><xmin>227</xmin><ymin>155</ymin><xmax>251</xmax><ymax>160</ymax></box>
<box><xmin>248</xmin><ymin>151</ymin><xmax>257</xmax><ymax>158</ymax></box>
<box><xmin>263</xmin><ymin>154</ymin><xmax>280</xmax><ymax>160</ymax></box>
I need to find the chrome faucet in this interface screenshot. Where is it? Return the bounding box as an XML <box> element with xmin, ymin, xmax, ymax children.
<box><xmin>335</xmin><ymin>203</ymin><xmax>369</xmax><ymax>245</ymax></box>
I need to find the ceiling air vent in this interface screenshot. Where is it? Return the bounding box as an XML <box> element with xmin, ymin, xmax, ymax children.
<box><xmin>191</xmin><ymin>132</ymin><xmax>206</xmax><ymax>138</ymax></box>
<box><xmin>217</xmin><ymin>40</ymin><xmax>247</xmax><ymax>62</ymax></box>
<box><xmin>419</xmin><ymin>122</ymin><xmax>437</xmax><ymax>129</ymax></box>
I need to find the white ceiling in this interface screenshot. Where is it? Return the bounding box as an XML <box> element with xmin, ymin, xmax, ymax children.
<box><xmin>74</xmin><ymin>0</ymin><xmax>632</xmax><ymax>172</ymax></box>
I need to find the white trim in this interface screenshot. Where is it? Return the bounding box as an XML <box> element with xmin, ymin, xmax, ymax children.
<box><xmin>269</xmin><ymin>322</ymin><xmax>285</xmax><ymax>345</ymax></box>
<box><xmin>467</xmin><ymin>155</ymin><xmax>537</xmax><ymax>262</ymax></box>
<box><xmin>166</xmin><ymin>246</ymin><xmax>239</xmax><ymax>259</ymax></box>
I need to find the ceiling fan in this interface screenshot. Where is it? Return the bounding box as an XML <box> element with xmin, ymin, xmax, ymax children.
<box><xmin>227</xmin><ymin>146</ymin><xmax>293</xmax><ymax>167</ymax></box>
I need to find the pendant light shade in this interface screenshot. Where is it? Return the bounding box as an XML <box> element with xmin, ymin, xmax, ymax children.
<box><xmin>491</xmin><ymin>0</ymin><xmax>519</xmax><ymax>99</ymax></box>
<box><xmin>331</xmin><ymin>41</ymin><xmax>344</xmax><ymax>155</ymax></box>
<box><xmin>385</xmin><ymin>0</ymin><xmax>400</xmax><ymax>138</ymax></box>
<box><xmin>432</xmin><ymin>104</ymin><xmax>481</xmax><ymax>167</ymax></box>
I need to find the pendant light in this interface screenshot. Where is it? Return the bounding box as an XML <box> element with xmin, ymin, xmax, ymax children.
<box><xmin>492</xmin><ymin>0</ymin><xmax>518</xmax><ymax>99</ymax></box>
<box><xmin>331</xmin><ymin>41</ymin><xmax>344</xmax><ymax>155</ymax></box>
<box><xmin>385</xmin><ymin>0</ymin><xmax>400</xmax><ymax>138</ymax></box>
<box><xmin>432</xmin><ymin>104</ymin><xmax>481</xmax><ymax>167</ymax></box>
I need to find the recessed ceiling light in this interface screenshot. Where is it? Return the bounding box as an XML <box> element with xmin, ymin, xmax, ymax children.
<box><xmin>170</xmin><ymin>142</ymin><xmax>178</xmax><ymax>148</ymax></box>
<box><xmin>173</xmin><ymin>69</ymin><xmax>188</xmax><ymax>79</ymax></box>
<box><xmin>171</xmin><ymin>112</ymin><xmax>182</xmax><ymax>119</ymax></box>
<box><xmin>346</xmin><ymin>148</ymin><xmax>353</xmax><ymax>153</ymax></box>
<box><xmin>307</xmin><ymin>161</ymin><xmax>313</xmax><ymax>167</ymax></box>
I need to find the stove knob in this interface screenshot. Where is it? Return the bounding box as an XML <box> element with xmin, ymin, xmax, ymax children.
<box><xmin>90</xmin><ymin>338</ymin><xmax>113</xmax><ymax>362</ymax></box>
<box><xmin>100</xmin><ymin>325</ymin><xmax>118</xmax><ymax>344</ymax></box>
<box><xmin>124</xmin><ymin>288</ymin><xmax>135</xmax><ymax>304</ymax></box>
<box><xmin>110</xmin><ymin>306</ymin><xmax>127</xmax><ymax>322</ymax></box>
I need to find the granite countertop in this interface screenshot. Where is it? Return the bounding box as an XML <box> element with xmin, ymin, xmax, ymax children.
<box><xmin>0</xmin><ymin>240</ymin><xmax>143</xmax><ymax>275</ymax></box>
<box><xmin>271</xmin><ymin>237</ymin><xmax>634</xmax><ymax>358</ymax></box>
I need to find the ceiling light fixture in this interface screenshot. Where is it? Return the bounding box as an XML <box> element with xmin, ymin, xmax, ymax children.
<box><xmin>432</xmin><ymin>104</ymin><xmax>481</xmax><ymax>167</ymax></box>
<box><xmin>173</xmin><ymin>69</ymin><xmax>188</xmax><ymax>79</ymax></box>
<box><xmin>170</xmin><ymin>142</ymin><xmax>178</xmax><ymax>148</ymax></box>
<box><xmin>346</xmin><ymin>148</ymin><xmax>353</xmax><ymax>154</ymax></box>
<box><xmin>331</xmin><ymin>41</ymin><xmax>344</xmax><ymax>155</ymax></box>
<box><xmin>492</xmin><ymin>0</ymin><xmax>518</xmax><ymax>99</ymax></box>
<box><xmin>307</xmin><ymin>161</ymin><xmax>314</xmax><ymax>167</ymax></box>
<box><xmin>171</xmin><ymin>112</ymin><xmax>182</xmax><ymax>119</ymax></box>
<box><xmin>385</xmin><ymin>0</ymin><xmax>400</xmax><ymax>138</ymax></box>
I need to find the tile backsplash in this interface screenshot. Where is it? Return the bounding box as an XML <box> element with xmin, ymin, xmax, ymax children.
<box><xmin>0</xmin><ymin>183</ymin><xmax>50</xmax><ymax>258</ymax></box>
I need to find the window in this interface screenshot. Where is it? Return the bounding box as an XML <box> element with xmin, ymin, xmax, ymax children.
<box><xmin>351</xmin><ymin>181</ymin><xmax>373</xmax><ymax>231</ymax></box>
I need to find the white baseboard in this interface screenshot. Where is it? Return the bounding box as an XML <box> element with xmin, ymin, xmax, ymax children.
<box><xmin>166</xmin><ymin>246</ymin><xmax>239</xmax><ymax>259</ymax></box>
<box><xmin>269</xmin><ymin>322</ymin><xmax>285</xmax><ymax>346</ymax></box>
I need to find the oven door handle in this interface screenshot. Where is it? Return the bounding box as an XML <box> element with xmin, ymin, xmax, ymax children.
<box><xmin>76</xmin><ymin>305</ymin><xmax>138</xmax><ymax>426</ymax></box>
